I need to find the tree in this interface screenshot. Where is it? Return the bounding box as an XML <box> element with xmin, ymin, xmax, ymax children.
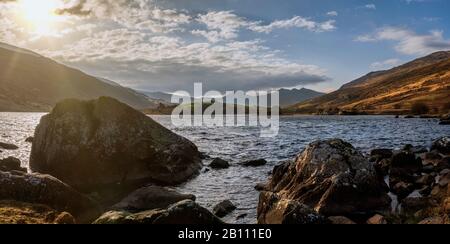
<box><xmin>411</xmin><ymin>102</ymin><xmax>430</xmax><ymax>115</ymax></box>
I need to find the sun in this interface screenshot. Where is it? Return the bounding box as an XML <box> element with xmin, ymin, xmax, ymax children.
<box><xmin>18</xmin><ymin>0</ymin><xmax>62</xmax><ymax>35</ymax></box>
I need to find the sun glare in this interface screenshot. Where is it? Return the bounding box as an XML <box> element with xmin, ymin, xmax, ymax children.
<box><xmin>18</xmin><ymin>0</ymin><xmax>62</xmax><ymax>35</ymax></box>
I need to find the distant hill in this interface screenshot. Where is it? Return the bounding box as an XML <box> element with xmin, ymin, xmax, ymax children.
<box><xmin>288</xmin><ymin>51</ymin><xmax>450</xmax><ymax>115</ymax></box>
<box><xmin>278</xmin><ymin>88</ymin><xmax>325</xmax><ymax>107</ymax></box>
<box><xmin>143</xmin><ymin>88</ymin><xmax>324</xmax><ymax>108</ymax></box>
<box><xmin>142</xmin><ymin>91</ymin><xmax>175</xmax><ymax>104</ymax></box>
<box><xmin>0</xmin><ymin>43</ymin><xmax>159</xmax><ymax>112</ymax></box>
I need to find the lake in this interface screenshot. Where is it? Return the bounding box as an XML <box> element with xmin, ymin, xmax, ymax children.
<box><xmin>1</xmin><ymin>113</ymin><xmax>449</xmax><ymax>223</ymax></box>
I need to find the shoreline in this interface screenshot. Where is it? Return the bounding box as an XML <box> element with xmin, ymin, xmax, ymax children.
<box><xmin>1</xmin><ymin>105</ymin><xmax>449</xmax><ymax>224</ymax></box>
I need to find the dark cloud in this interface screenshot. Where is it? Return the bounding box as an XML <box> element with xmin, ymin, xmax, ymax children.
<box><xmin>64</xmin><ymin>59</ymin><xmax>328</xmax><ymax>93</ymax></box>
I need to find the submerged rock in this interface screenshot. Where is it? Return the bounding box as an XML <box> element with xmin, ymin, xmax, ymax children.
<box><xmin>112</xmin><ymin>186</ymin><xmax>196</xmax><ymax>212</ymax></box>
<box><xmin>241</xmin><ymin>159</ymin><xmax>268</xmax><ymax>167</ymax></box>
<box><xmin>213</xmin><ymin>200</ymin><xmax>237</xmax><ymax>218</ymax></box>
<box><xmin>94</xmin><ymin>200</ymin><xmax>223</xmax><ymax>225</ymax></box>
<box><xmin>440</xmin><ymin>120</ymin><xmax>450</xmax><ymax>125</ymax></box>
<box><xmin>0</xmin><ymin>157</ymin><xmax>26</xmax><ymax>172</ymax></box>
<box><xmin>25</xmin><ymin>137</ymin><xmax>33</xmax><ymax>143</ymax></box>
<box><xmin>0</xmin><ymin>171</ymin><xmax>100</xmax><ymax>223</ymax></box>
<box><xmin>258</xmin><ymin>139</ymin><xmax>390</xmax><ymax>223</ymax></box>
<box><xmin>30</xmin><ymin>97</ymin><xmax>202</xmax><ymax>195</ymax></box>
<box><xmin>0</xmin><ymin>142</ymin><xmax>18</xmax><ymax>150</ymax></box>
<box><xmin>209</xmin><ymin>158</ymin><xmax>230</xmax><ymax>169</ymax></box>
<box><xmin>236</xmin><ymin>214</ymin><xmax>248</xmax><ymax>220</ymax></box>
<box><xmin>0</xmin><ymin>200</ymin><xmax>76</xmax><ymax>224</ymax></box>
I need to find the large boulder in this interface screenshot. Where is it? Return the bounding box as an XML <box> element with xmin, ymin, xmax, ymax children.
<box><xmin>213</xmin><ymin>200</ymin><xmax>237</xmax><ymax>218</ymax></box>
<box><xmin>258</xmin><ymin>139</ymin><xmax>390</xmax><ymax>223</ymax></box>
<box><xmin>94</xmin><ymin>200</ymin><xmax>223</xmax><ymax>224</ymax></box>
<box><xmin>0</xmin><ymin>171</ymin><xmax>100</xmax><ymax>223</ymax></box>
<box><xmin>30</xmin><ymin>97</ymin><xmax>202</xmax><ymax>194</ymax></box>
<box><xmin>111</xmin><ymin>186</ymin><xmax>195</xmax><ymax>212</ymax></box>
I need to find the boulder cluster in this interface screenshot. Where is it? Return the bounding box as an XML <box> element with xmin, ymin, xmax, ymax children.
<box><xmin>0</xmin><ymin>97</ymin><xmax>218</xmax><ymax>224</ymax></box>
<box><xmin>1</xmin><ymin>96</ymin><xmax>448</xmax><ymax>224</ymax></box>
<box><xmin>258</xmin><ymin>138</ymin><xmax>450</xmax><ymax>224</ymax></box>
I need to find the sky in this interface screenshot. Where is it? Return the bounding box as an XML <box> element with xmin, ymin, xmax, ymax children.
<box><xmin>0</xmin><ymin>0</ymin><xmax>449</xmax><ymax>93</ymax></box>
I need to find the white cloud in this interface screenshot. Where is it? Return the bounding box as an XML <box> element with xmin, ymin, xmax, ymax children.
<box><xmin>1</xmin><ymin>0</ymin><xmax>331</xmax><ymax>92</ymax></box>
<box><xmin>404</xmin><ymin>0</ymin><xmax>428</xmax><ymax>4</ymax></box>
<box><xmin>192</xmin><ymin>11</ymin><xmax>247</xmax><ymax>43</ymax></box>
<box><xmin>326</xmin><ymin>11</ymin><xmax>338</xmax><ymax>17</ymax></box>
<box><xmin>41</xmin><ymin>28</ymin><xmax>328</xmax><ymax>91</ymax></box>
<box><xmin>193</xmin><ymin>11</ymin><xmax>336</xmax><ymax>42</ymax></box>
<box><xmin>370</xmin><ymin>58</ymin><xmax>402</xmax><ymax>69</ymax></box>
<box><xmin>355</xmin><ymin>27</ymin><xmax>450</xmax><ymax>55</ymax></box>
<box><xmin>364</xmin><ymin>4</ymin><xmax>377</xmax><ymax>10</ymax></box>
<box><xmin>56</xmin><ymin>0</ymin><xmax>191</xmax><ymax>33</ymax></box>
<box><xmin>249</xmin><ymin>16</ymin><xmax>336</xmax><ymax>33</ymax></box>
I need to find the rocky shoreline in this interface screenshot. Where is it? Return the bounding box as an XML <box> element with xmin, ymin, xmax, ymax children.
<box><xmin>258</xmin><ymin>138</ymin><xmax>450</xmax><ymax>224</ymax></box>
<box><xmin>0</xmin><ymin>97</ymin><xmax>449</xmax><ymax>224</ymax></box>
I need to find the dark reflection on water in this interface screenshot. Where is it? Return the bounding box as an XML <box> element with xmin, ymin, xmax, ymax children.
<box><xmin>1</xmin><ymin>113</ymin><xmax>449</xmax><ymax>224</ymax></box>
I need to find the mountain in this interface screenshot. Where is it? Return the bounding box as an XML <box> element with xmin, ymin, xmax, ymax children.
<box><xmin>0</xmin><ymin>43</ymin><xmax>159</xmax><ymax>112</ymax></box>
<box><xmin>142</xmin><ymin>91</ymin><xmax>174</xmax><ymax>104</ymax></box>
<box><xmin>289</xmin><ymin>51</ymin><xmax>450</xmax><ymax>115</ymax></box>
<box><xmin>143</xmin><ymin>88</ymin><xmax>324</xmax><ymax>108</ymax></box>
<box><xmin>278</xmin><ymin>88</ymin><xmax>325</xmax><ymax>107</ymax></box>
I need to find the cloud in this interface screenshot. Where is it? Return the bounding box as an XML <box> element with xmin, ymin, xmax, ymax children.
<box><xmin>1</xmin><ymin>0</ymin><xmax>331</xmax><ymax>92</ymax></box>
<box><xmin>370</xmin><ymin>58</ymin><xmax>402</xmax><ymax>69</ymax></box>
<box><xmin>404</xmin><ymin>0</ymin><xmax>429</xmax><ymax>4</ymax></box>
<box><xmin>248</xmin><ymin>16</ymin><xmax>336</xmax><ymax>33</ymax></box>
<box><xmin>55</xmin><ymin>0</ymin><xmax>191</xmax><ymax>33</ymax></box>
<box><xmin>423</xmin><ymin>17</ymin><xmax>440</xmax><ymax>22</ymax></box>
<box><xmin>355</xmin><ymin>27</ymin><xmax>450</xmax><ymax>55</ymax></box>
<box><xmin>326</xmin><ymin>11</ymin><xmax>338</xmax><ymax>17</ymax></box>
<box><xmin>364</xmin><ymin>4</ymin><xmax>377</xmax><ymax>10</ymax></box>
<box><xmin>42</xmin><ymin>28</ymin><xmax>328</xmax><ymax>92</ymax></box>
<box><xmin>192</xmin><ymin>11</ymin><xmax>247</xmax><ymax>43</ymax></box>
<box><xmin>192</xmin><ymin>11</ymin><xmax>336</xmax><ymax>43</ymax></box>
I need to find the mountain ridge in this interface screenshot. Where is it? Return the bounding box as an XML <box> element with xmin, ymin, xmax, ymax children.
<box><xmin>288</xmin><ymin>51</ymin><xmax>450</xmax><ymax>115</ymax></box>
<box><xmin>143</xmin><ymin>88</ymin><xmax>325</xmax><ymax>108</ymax></box>
<box><xmin>0</xmin><ymin>43</ymin><xmax>158</xmax><ymax>112</ymax></box>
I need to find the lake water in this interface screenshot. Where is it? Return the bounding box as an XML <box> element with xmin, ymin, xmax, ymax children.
<box><xmin>1</xmin><ymin>113</ymin><xmax>449</xmax><ymax>224</ymax></box>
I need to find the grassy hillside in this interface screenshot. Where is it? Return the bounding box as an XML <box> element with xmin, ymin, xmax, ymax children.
<box><xmin>288</xmin><ymin>51</ymin><xmax>450</xmax><ymax>115</ymax></box>
<box><xmin>0</xmin><ymin>43</ymin><xmax>157</xmax><ymax>112</ymax></box>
